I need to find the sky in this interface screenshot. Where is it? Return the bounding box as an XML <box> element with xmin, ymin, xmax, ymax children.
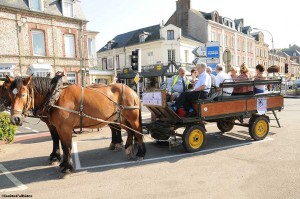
<box><xmin>82</xmin><ymin>0</ymin><xmax>300</xmax><ymax>51</ymax></box>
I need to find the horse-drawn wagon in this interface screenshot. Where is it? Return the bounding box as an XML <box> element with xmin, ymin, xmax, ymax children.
<box><xmin>142</xmin><ymin>78</ymin><xmax>284</xmax><ymax>152</ymax></box>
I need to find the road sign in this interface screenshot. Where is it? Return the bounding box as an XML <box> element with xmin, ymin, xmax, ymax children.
<box><xmin>206</xmin><ymin>58</ymin><xmax>220</xmax><ymax>64</ymax></box>
<box><xmin>134</xmin><ymin>73</ymin><xmax>139</xmax><ymax>84</ymax></box>
<box><xmin>192</xmin><ymin>46</ymin><xmax>206</xmax><ymax>57</ymax></box>
<box><xmin>192</xmin><ymin>57</ymin><xmax>208</xmax><ymax>65</ymax></box>
<box><xmin>206</xmin><ymin>41</ymin><xmax>220</xmax><ymax>58</ymax></box>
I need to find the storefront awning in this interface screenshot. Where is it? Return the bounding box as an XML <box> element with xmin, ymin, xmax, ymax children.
<box><xmin>26</xmin><ymin>64</ymin><xmax>53</xmax><ymax>76</ymax></box>
<box><xmin>0</xmin><ymin>63</ymin><xmax>16</xmax><ymax>72</ymax></box>
<box><xmin>89</xmin><ymin>69</ymin><xmax>114</xmax><ymax>76</ymax></box>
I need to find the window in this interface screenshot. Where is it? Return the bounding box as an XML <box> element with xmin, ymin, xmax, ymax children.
<box><xmin>237</xmin><ymin>56</ymin><xmax>240</xmax><ymax>65</ymax></box>
<box><xmin>168</xmin><ymin>50</ymin><xmax>175</xmax><ymax>62</ymax></box>
<box><xmin>237</xmin><ymin>38</ymin><xmax>240</xmax><ymax>50</ymax></box>
<box><xmin>88</xmin><ymin>38</ymin><xmax>95</xmax><ymax>58</ymax></box>
<box><xmin>107</xmin><ymin>58</ymin><xmax>113</xmax><ymax>69</ymax></box>
<box><xmin>225</xmin><ymin>35</ymin><xmax>228</xmax><ymax>47</ymax></box>
<box><xmin>218</xmin><ymin>34</ymin><xmax>222</xmax><ymax>46</ymax></box>
<box><xmin>139</xmin><ymin>35</ymin><xmax>145</xmax><ymax>43</ymax></box>
<box><xmin>167</xmin><ymin>30</ymin><xmax>174</xmax><ymax>40</ymax></box>
<box><xmin>148</xmin><ymin>52</ymin><xmax>154</xmax><ymax>65</ymax></box>
<box><xmin>95</xmin><ymin>78</ymin><xmax>108</xmax><ymax>84</ymax></box>
<box><xmin>29</xmin><ymin>0</ymin><xmax>43</xmax><ymax>11</ymax></box>
<box><xmin>32</xmin><ymin>30</ymin><xmax>45</xmax><ymax>56</ymax></box>
<box><xmin>67</xmin><ymin>72</ymin><xmax>77</xmax><ymax>84</ymax></box>
<box><xmin>64</xmin><ymin>34</ymin><xmax>75</xmax><ymax>57</ymax></box>
<box><xmin>63</xmin><ymin>1</ymin><xmax>74</xmax><ymax>17</ymax></box>
<box><xmin>231</xmin><ymin>36</ymin><xmax>234</xmax><ymax>48</ymax></box>
<box><xmin>211</xmin><ymin>32</ymin><xmax>216</xmax><ymax>41</ymax></box>
<box><xmin>102</xmin><ymin>58</ymin><xmax>107</xmax><ymax>70</ymax></box>
<box><xmin>116</xmin><ymin>55</ymin><xmax>120</xmax><ymax>69</ymax></box>
<box><xmin>184</xmin><ymin>50</ymin><xmax>189</xmax><ymax>63</ymax></box>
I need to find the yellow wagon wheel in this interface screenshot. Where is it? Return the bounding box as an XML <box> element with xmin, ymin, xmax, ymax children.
<box><xmin>249</xmin><ymin>116</ymin><xmax>269</xmax><ymax>140</ymax></box>
<box><xmin>182</xmin><ymin>125</ymin><xmax>206</xmax><ymax>153</ymax></box>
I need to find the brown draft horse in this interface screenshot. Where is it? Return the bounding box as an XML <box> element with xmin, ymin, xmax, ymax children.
<box><xmin>1</xmin><ymin>76</ymin><xmax>124</xmax><ymax>167</ymax></box>
<box><xmin>7</xmin><ymin>75</ymin><xmax>146</xmax><ymax>174</ymax></box>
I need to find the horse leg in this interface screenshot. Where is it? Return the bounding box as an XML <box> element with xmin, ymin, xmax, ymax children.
<box><xmin>46</xmin><ymin>123</ymin><xmax>61</xmax><ymax>164</ymax></box>
<box><xmin>109</xmin><ymin>125</ymin><xmax>123</xmax><ymax>151</ymax></box>
<box><xmin>57</xmin><ymin>128</ymin><xmax>74</xmax><ymax>175</ymax></box>
<box><xmin>124</xmin><ymin>123</ymin><xmax>135</xmax><ymax>159</ymax></box>
<box><xmin>129</xmin><ymin>118</ymin><xmax>146</xmax><ymax>160</ymax></box>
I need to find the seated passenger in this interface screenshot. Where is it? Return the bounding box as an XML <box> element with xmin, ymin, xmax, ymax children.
<box><xmin>166</xmin><ymin>67</ymin><xmax>190</xmax><ymax>101</ymax></box>
<box><xmin>232</xmin><ymin>63</ymin><xmax>254</xmax><ymax>95</ymax></box>
<box><xmin>215</xmin><ymin>64</ymin><xmax>233</xmax><ymax>96</ymax></box>
<box><xmin>254</xmin><ymin>64</ymin><xmax>266</xmax><ymax>93</ymax></box>
<box><xmin>171</xmin><ymin>63</ymin><xmax>211</xmax><ymax>117</ymax></box>
<box><xmin>188</xmin><ymin>68</ymin><xmax>198</xmax><ymax>90</ymax></box>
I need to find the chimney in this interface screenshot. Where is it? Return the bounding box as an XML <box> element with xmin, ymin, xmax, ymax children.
<box><xmin>175</xmin><ymin>0</ymin><xmax>190</xmax><ymax>33</ymax></box>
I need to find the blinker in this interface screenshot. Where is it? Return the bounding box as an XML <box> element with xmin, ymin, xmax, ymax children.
<box><xmin>13</xmin><ymin>88</ymin><xmax>18</xmax><ymax>95</ymax></box>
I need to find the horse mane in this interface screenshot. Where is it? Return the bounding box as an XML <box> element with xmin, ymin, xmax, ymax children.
<box><xmin>10</xmin><ymin>76</ymin><xmax>52</xmax><ymax>95</ymax></box>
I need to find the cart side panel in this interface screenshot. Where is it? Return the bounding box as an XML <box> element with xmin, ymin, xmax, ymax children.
<box><xmin>247</xmin><ymin>95</ymin><xmax>284</xmax><ymax>111</ymax></box>
<box><xmin>200</xmin><ymin>100</ymin><xmax>247</xmax><ymax>117</ymax></box>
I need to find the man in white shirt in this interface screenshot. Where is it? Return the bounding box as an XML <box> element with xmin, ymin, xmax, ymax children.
<box><xmin>214</xmin><ymin>64</ymin><xmax>233</xmax><ymax>96</ymax></box>
<box><xmin>172</xmin><ymin>63</ymin><xmax>211</xmax><ymax>115</ymax></box>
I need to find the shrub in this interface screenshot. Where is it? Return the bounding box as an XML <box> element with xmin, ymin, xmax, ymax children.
<box><xmin>0</xmin><ymin>112</ymin><xmax>16</xmax><ymax>143</ymax></box>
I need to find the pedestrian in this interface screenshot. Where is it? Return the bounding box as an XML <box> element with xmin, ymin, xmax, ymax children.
<box><xmin>171</xmin><ymin>63</ymin><xmax>211</xmax><ymax>117</ymax></box>
<box><xmin>214</xmin><ymin>64</ymin><xmax>233</xmax><ymax>96</ymax></box>
<box><xmin>167</xmin><ymin>67</ymin><xmax>190</xmax><ymax>101</ymax></box>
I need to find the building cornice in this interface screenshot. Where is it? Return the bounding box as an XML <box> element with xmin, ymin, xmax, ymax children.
<box><xmin>0</xmin><ymin>5</ymin><xmax>88</xmax><ymax>24</ymax></box>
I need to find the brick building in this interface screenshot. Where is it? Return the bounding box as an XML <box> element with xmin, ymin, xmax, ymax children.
<box><xmin>0</xmin><ymin>0</ymin><xmax>93</xmax><ymax>85</ymax></box>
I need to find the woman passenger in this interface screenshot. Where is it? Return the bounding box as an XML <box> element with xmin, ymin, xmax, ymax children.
<box><xmin>232</xmin><ymin>63</ymin><xmax>254</xmax><ymax>95</ymax></box>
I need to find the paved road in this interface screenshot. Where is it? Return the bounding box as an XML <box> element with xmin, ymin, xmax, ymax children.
<box><xmin>0</xmin><ymin>99</ymin><xmax>300</xmax><ymax>199</ymax></box>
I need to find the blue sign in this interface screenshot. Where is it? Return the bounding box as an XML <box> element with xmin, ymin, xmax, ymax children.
<box><xmin>206</xmin><ymin>46</ymin><xmax>220</xmax><ymax>58</ymax></box>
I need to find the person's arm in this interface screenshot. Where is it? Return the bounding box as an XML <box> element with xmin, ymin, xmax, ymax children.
<box><xmin>193</xmin><ymin>85</ymin><xmax>206</xmax><ymax>91</ymax></box>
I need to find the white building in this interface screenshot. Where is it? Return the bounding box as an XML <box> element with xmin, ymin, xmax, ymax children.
<box><xmin>97</xmin><ymin>23</ymin><xmax>203</xmax><ymax>88</ymax></box>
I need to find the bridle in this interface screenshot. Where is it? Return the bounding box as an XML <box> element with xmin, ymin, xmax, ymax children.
<box><xmin>11</xmin><ymin>87</ymin><xmax>34</xmax><ymax>117</ymax></box>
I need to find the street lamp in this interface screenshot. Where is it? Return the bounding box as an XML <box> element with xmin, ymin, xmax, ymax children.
<box><xmin>253</xmin><ymin>28</ymin><xmax>275</xmax><ymax>66</ymax></box>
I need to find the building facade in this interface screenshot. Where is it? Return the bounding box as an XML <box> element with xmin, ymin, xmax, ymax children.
<box><xmin>166</xmin><ymin>0</ymin><xmax>268</xmax><ymax>74</ymax></box>
<box><xmin>0</xmin><ymin>0</ymin><xmax>94</xmax><ymax>85</ymax></box>
<box><xmin>251</xmin><ymin>32</ymin><xmax>269</xmax><ymax>67</ymax></box>
<box><xmin>97</xmin><ymin>23</ymin><xmax>203</xmax><ymax>88</ymax></box>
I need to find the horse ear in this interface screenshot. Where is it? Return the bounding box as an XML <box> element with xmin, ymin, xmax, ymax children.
<box><xmin>4</xmin><ymin>75</ymin><xmax>14</xmax><ymax>89</ymax></box>
<box><xmin>5</xmin><ymin>75</ymin><xmax>14</xmax><ymax>83</ymax></box>
<box><xmin>23</xmin><ymin>75</ymin><xmax>33</xmax><ymax>86</ymax></box>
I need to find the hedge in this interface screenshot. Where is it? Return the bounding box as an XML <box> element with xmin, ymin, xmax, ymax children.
<box><xmin>0</xmin><ymin>112</ymin><xmax>17</xmax><ymax>143</ymax></box>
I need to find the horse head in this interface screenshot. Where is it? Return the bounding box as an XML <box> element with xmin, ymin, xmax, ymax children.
<box><xmin>7</xmin><ymin>75</ymin><xmax>34</xmax><ymax>126</ymax></box>
<box><xmin>0</xmin><ymin>78</ymin><xmax>12</xmax><ymax>112</ymax></box>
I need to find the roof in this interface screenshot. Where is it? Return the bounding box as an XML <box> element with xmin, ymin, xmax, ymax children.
<box><xmin>282</xmin><ymin>50</ymin><xmax>300</xmax><ymax>56</ymax></box>
<box><xmin>0</xmin><ymin>0</ymin><xmax>86</xmax><ymax>20</ymax></box>
<box><xmin>98</xmin><ymin>24</ymin><xmax>161</xmax><ymax>52</ymax></box>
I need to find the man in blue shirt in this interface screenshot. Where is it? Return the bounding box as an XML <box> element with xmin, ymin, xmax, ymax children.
<box><xmin>172</xmin><ymin>63</ymin><xmax>211</xmax><ymax>116</ymax></box>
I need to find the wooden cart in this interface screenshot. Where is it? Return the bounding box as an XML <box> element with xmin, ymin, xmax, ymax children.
<box><xmin>142</xmin><ymin>78</ymin><xmax>284</xmax><ymax>152</ymax></box>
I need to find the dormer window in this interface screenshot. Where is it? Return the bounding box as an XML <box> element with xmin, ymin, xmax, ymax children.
<box><xmin>63</xmin><ymin>0</ymin><xmax>74</xmax><ymax>18</ymax></box>
<box><xmin>139</xmin><ymin>32</ymin><xmax>149</xmax><ymax>43</ymax></box>
<box><xmin>139</xmin><ymin>35</ymin><xmax>145</xmax><ymax>43</ymax></box>
<box><xmin>167</xmin><ymin>30</ymin><xmax>174</xmax><ymax>40</ymax></box>
<box><xmin>107</xmin><ymin>40</ymin><xmax>116</xmax><ymax>49</ymax></box>
<box><xmin>29</xmin><ymin>0</ymin><xmax>44</xmax><ymax>11</ymax></box>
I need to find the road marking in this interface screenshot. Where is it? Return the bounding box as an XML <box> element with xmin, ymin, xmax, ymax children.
<box><xmin>0</xmin><ymin>164</ymin><xmax>27</xmax><ymax>193</ymax></box>
<box><xmin>74</xmin><ymin>137</ymin><xmax>273</xmax><ymax>171</ymax></box>
<box><xmin>25</xmin><ymin>127</ymin><xmax>31</xmax><ymax>130</ymax></box>
<box><xmin>32</xmin><ymin>130</ymin><xmax>39</xmax><ymax>133</ymax></box>
<box><xmin>73</xmin><ymin>142</ymin><xmax>82</xmax><ymax>170</ymax></box>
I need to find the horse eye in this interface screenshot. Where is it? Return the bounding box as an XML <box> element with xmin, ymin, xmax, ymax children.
<box><xmin>21</xmin><ymin>94</ymin><xmax>26</xmax><ymax>98</ymax></box>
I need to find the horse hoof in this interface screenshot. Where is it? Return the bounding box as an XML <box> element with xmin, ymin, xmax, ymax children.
<box><xmin>113</xmin><ymin>143</ymin><xmax>124</xmax><ymax>152</ymax></box>
<box><xmin>49</xmin><ymin>160</ymin><xmax>59</xmax><ymax>166</ymax></box>
<box><xmin>137</xmin><ymin>157</ymin><xmax>144</xmax><ymax>161</ymax></box>
<box><xmin>59</xmin><ymin>171</ymin><xmax>71</xmax><ymax>179</ymax></box>
<box><xmin>108</xmin><ymin>143</ymin><xmax>115</xmax><ymax>150</ymax></box>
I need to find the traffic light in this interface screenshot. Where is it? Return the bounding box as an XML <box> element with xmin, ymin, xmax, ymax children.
<box><xmin>285</xmin><ymin>63</ymin><xmax>289</xmax><ymax>74</ymax></box>
<box><xmin>131</xmin><ymin>50</ymin><xmax>139</xmax><ymax>71</ymax></box>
